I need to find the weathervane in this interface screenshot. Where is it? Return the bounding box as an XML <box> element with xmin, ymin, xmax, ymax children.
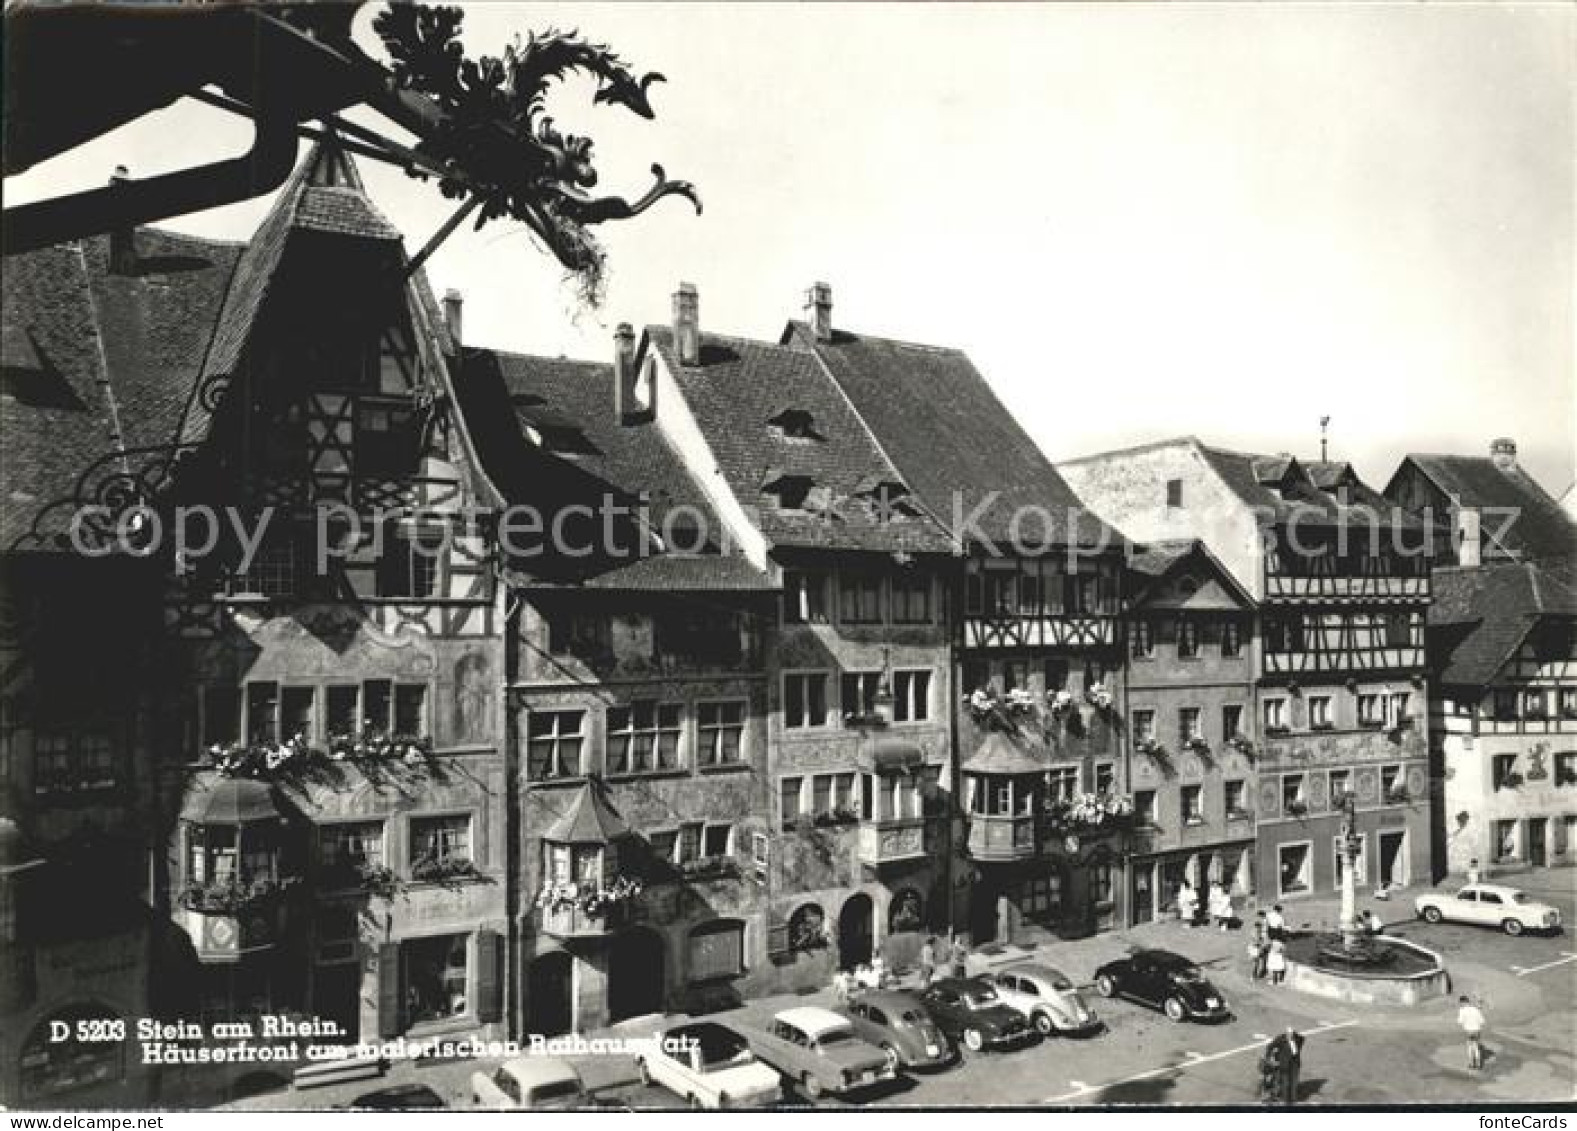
<box><xmin>1320</xmin><ymin>416</ymin><xmax>1331</xmax><ymax>462</ymax></box>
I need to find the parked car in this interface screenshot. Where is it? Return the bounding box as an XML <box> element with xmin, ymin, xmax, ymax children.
<box><xmin>346</xmin><ymin>1083</ymin><xmax>447</xmax><ymax>1110</ymax></box>
<box><xmin>471</xmin><ymin>1056</ymin><xmax>588</xmax><ymax>1109</ymax></box>
<box><xmin>918</xmin><ymin>976</ymin><xmax>1035</xmax><ymax>1053</ymax></box>
<box><xmin>635</xmin><ymin>1020</ymin><xmax>782</xmax><ymax>1109</ymax></box>
<box><xmin>840</xmin><ymin>989</ymin><xmax>955</xmax><ymax>1071</ymax></box>
<box><xmin>746</xmin><ymin>1006</ymin><xmax>896</xmax><ymax>1100</ymax></box>
<box><xmin>1415</xmin><ymin>884</ymin><xmax>1563</xmax><ymax>936</ymax></box>
<box><xmin>1093</xmin><ymin>949</ymin><xmax>1230</xmax><ymax>1023</ymax></box>
<box><xmin>987</xmin><ymin>962</ymin><xmax>1102</xmax><ymax>1036</ymax></box>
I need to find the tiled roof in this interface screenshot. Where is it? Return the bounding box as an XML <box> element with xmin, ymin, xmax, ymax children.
<box><xmin>295</xmin><ymin>186</ymin><xmax>402</xmax><ymax>241</ymax></box>
<box><xmin>540</xmin><ymin>782</ymin><xmax>632</xmax><ymax>844</ymax></box>
<box><xmin>2</xmin><ymin>231</ymin><xmax>241</xmax><ymax>551</ymax></box>
<box><xmin>455</xmin><ymin>346</ymin><xmax>772</xmax><ymax>590</ymax></box>
<box><xmin>962</xmin><ymin>731</ymin><xmax>1049</xmax><ymax>774</ymax></box>
<box><xmin>1398</xmin><ymin>454</ymin><xmax>1577</xmax><ymax>562</ymax></box>
<box><xmin>1124</xmin><ymin>538</ymin><xmax>1256</xmax><ymax>610</ymax></box>
<box><xmin>648</xmin><ymin>326</ymin><xmax>955</xmax><ymax>555</ymax></box>
<box><xmin>786</xmin><ymin>323</ymin><xmax>1122</xmax><ymax>550</ymax></box>
<box><xmin>1428</xmin><ymin>557</ymin><xmax>1577</xmax><ymax>688</ymax></box>
<box><xmin>1199</xmin><ymin>443</ymin><xmax>1415</xmax><ymax>530</ymax></box>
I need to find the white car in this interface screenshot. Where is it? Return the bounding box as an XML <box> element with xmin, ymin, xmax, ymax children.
<box><xmin>987</xmin><ymin>962</ymin><xmax>1102</xmax><ymax>1036</ymax></box>
<box><xmin>1415</xmin><ymin>883</ymin><xmax>1563</xmax><ymax>936</ymax></box>
<box><xmin>636</xmin><ymin>1021</ymin><xmax>782</xmax><ymax>1109</ymax></box>
<box><xmin>471</xmin><ymin>1056</ymin><xmax>588</xmax><ymax>1109</ymax></box>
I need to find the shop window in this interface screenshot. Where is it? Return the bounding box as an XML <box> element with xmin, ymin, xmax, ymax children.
<box><xmin>401</xmin><ymin>933</ymin><xmax>468</xmax><ymax>1026</ymax></box>
<box><xmin>687</xmin><ymin>919</ymin><xmax>745</xmax><ymax>982</ymax></box>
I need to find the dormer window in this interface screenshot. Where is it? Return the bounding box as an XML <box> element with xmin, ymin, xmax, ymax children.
<box><xmin>767</xmin><ymin>408</ymin><xmax>823</xmax><ymax>442</ymax></box>
<box><xmin>762</xmin><ymin>471</ymin><xmax>814</xmax><ymax>511</ymax></box>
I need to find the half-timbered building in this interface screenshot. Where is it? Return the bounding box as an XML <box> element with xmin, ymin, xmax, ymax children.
<box><xmin>455</xmin><ymin>332</ymin><xmax>776</xmax><ymax>1033</ymax></box>
<box><xmin>1060</xmin><ymin>439</ymin><xmax>1433</xmax><ymax>905</ymax></box>
<box><xmin>786</xmin><ymin>292</ymin><xmax>1132</xmax><ymax>944</ymax></box>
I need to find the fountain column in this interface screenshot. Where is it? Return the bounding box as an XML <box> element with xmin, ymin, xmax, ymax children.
<box><xmin>1338</xmin><ymin>791</ymin><xmax>1363</xmax><ymax>954</ymax></box>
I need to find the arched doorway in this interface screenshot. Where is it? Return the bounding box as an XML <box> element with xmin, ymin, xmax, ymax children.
<box><xmin>838</xmin><ymin>893</ymin><xmax>874</xmax><ymax>970</ymax></box>
<box><xmin>524</xmin><ymin>951</ymin><xmax>573</xmax><ymax>1037</ymax></box>
<box><xmin>609</xmin><ymin>927</ymin><xmax>665</xmax><ymax>1021</ymax></box>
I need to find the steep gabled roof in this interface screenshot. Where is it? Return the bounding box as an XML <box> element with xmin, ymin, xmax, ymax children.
<box><xmin>1428</xmin><ymin>557</ymin><xmax>1577</xmax><ymax>688</ymax></box>
<box><xmin>455</xmin><ymin>346</ymin><xmax>772</xmax><ymax>590</ymax></box>
<box><xmin>1</xmin><ymin>230</ymin><xmax>241</xmax><ymax>551</ymax></box>
<box><xmin>783</xmin><ymin>322</ymin><xmax>1123</xmax><ymax>551</ymax></box>
<box><xmin>1393</xmin><ymin>454</ymin><xmax>1576</xmax><ymax>562</ymax></box>
<box><xmin>647</xmin><ymin>326</ymin><xmax>954</xmax><ymax>555</ymax></box>
<box><xmin>541</xmin><ymin>782</ymin><xmax>631</xmax><ymax>844</ymax></box>
<box><xmin>1125</xmin><ymin>538</ymin><xmax>1256</xmax><ymax>611</ymax></box>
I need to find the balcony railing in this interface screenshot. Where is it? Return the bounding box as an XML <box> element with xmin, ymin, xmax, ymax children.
<box><xmin>536</xmin><ymin>900</ymin><xmax>628</xmax><ymax>939</ymax></box>
<box><xmin>963</xmin><ymin>614</ymin><xmax>1118</xmax><ymax>650</ymax></box>
<box><xmin>965</xmin><ymin>813</ymin><xmax>1040</xmax><ymax>862</ymax></box>
<box><xmin>177</xmin><ymin>905</ymin><xmax>282</xmax><ymax>963</ymax></box>
<box><xmin>858</xmin><ymin>817</ymin><xmax>927</xmax><ymax>868</ymax></box>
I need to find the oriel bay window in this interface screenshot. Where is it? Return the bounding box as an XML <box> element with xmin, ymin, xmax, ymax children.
<box><xmin>527</xmin><ymin>710</ymin><xmax>585</xmax><ymax>779</ymax></box>
<box><xmin>607</xmin><ymin>702</ymin><xmax>682</xmax><ymax>774</ymax></box>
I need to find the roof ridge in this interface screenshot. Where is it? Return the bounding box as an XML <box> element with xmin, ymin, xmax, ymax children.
<box><xmin>1059</xmin><ymin>435</ymin><xmax>1203</xmax><ymax>465</ymax></box>
<box><xmin>786</xmin><ymin>318</ymin><xmax>965</xmax><ymax>356</ymax></box>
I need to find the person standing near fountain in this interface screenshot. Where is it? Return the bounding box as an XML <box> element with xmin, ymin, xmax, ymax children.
<box><xmin>1457</xmin><ymin>995</ymin><xmax>1487</xmax><ymax>1071</ymax></box>
<box><xmin>1266</xmin><ymin>937</ymin><xmax>1288</xmax><ymax>985</ymax></box>
<box><xmin>1259</xmin><ymin>1025</ymin><xmax>1305</xmax><ymax>1105</ymax></box>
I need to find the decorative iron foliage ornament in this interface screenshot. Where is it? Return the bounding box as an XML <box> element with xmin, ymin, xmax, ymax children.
<box><xmin>373</xmin><ymin>5</ymin><xmax>702</xmax><ymax>305</ymax></box>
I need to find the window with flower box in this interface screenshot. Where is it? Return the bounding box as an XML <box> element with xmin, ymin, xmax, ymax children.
<box><xmin>1225</xmin><ymin>779</ymin><xmax>1249</xmax><ymax>818</ymax></box>
<box><xmin>809</xmin><ymin>773</ymin><xmax>859</xmax><ymax>821</ymax></box>
<box><xmin>1047</xmin><ymin>766</ymin><xmax>1078</xmax><ymax>804</ymax></box>
<box><xmin>410</xmin><ymin>815</ymin><xmax>472</xmax><ymax>875</ymax></box>
<box><xmin>1132</xmin><ymin>709</ymin><xmax>1156</xmax><ymax>743</ymax></box>
<box><xmin>527</xmin><ymin>711</ymin><xmax>585</xmax><ymax>780</ymax></box>
<box><xmin>1178</xmin><ymin>707</ymin><xmax>1202</xmax><ymax>744</ymax></box>
<box><xmin>893</xmin><ymin>670</ymin><xmax>931</xmax><ymax>723</ymax></box>
<box><xmin>1181</xmin><ymin>785</ymin><xmax>1204</xmax><ymax>825</ymax></box>
<box><xmin>187</xmin><ymin>824</ymin><xmax>275</xmax><ymax>885</ymax></box>
<box><xmin>1043</xmin><ymin>657</ymin><xmax>1070</xmax><ymax>695</ymax></box>
<box><xmin>698</xmin><ymin>702</ymin><xmax>745</xmax><ymax>766</ymax></box>
<box><xmin>607</xmin><ymin>702</ymin><xmax>682</xmax><ymax>775</ymax></box>
<box><xmin>784</xmin><ymin>673</ymin><xmax>830</xmax><ymax>729</ymax></box>
<box><xmin>320</xmin><ymin>821</ymin><xmax>386</xmax><ymax>887</ymax></box>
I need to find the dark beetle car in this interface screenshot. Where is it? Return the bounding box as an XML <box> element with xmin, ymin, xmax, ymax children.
<box><xmin>918</xmin><ymin>976</ymin><xmax>1035</xmax><ymax>1053</ymax></box>
<box><xmin>347</xmin><ymin>1083</ymin><xmax>448</xmax><ymax>1110</ymax></box>
<box><xmin>1092</xmin><ymin>949</ymin><xmax>1231</xmax><ymax>1023</ymax></box>
<box><xmin>840</xmin><ymin>989</ymin><xmax>956</xmax><ymax>1070</ymax></box>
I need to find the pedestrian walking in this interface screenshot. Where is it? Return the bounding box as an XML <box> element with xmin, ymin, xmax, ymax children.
<box><xmin>1259</xmin><ymin>1025</ymin><xmax>1305</xmax><ymax>1105</ymax></box>
<box><xmin>1247</xmin><ymin>920</ymin><xmax>1267</xmax><ymax>980</ymax></box>
<box><xmin>1177</xmin><ymin>880</ymin><xmax>1199</xmax><ymax>928</ymax></box>
<box><xmin>1209</xmin><ymin>881</ymin><xmax>1234</xmax><ymax>930</ymax></box>
<box><xmin>1457</xmin><ymin>995</ymin><xmax>1486</xmax><ymax>1071</ymax></box>
<box><xmin>1466</xmin><ymin>858</ymin><xmax>1482</xmax><ymax>885</ymax></box>
<box><xmin>950</xmin><ymin>936</ymin><xmax>969</xmax><ymax>978</ymax></box>
<box><xmin>1265</xmin><ymin>903</ymin><xmax>1286</xmax><ymax>942</ymax></box>
<box><xmin>918</xmin><ymin>935</ymin><xmax>937</xmax><ymax>988</ymax></box>
<box><xmin>1266</xmin><ymin>938</ymin><xmax>1288</xmax><ymax>985</ymax></box>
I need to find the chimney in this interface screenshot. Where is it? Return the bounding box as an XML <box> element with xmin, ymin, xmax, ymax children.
<box><xmin>672</xmin><ymin>283</ymin><xmax>700</xmax><ymax>366</ymax></box>
<box><xmin>612</xmin><ymin>322</ymin><xmax>647</xmax><ymax>423</ymax></box>
<box><xmin>804</xmin><ymin>281</ymin><xmax>832</xmax><ymax>342</ymax></box>
<box><xmin>108</xmin><ymin>165</ymin><xmax>136</xmax><ymax>275</ymax></box>
<box><xmin>443</xmin><ymin>289</ymin><xmax>464</xmax><ymax>351</ymax></box>
<box><xmin>1455</xmin><ymin>505</ymin><xmax>1482</xmax><ymax>569</ymax></box>
<box><xmin>1490</xmin><ymin>437</ymin><xmax>1517</xmax><ymax>471</ymax></box>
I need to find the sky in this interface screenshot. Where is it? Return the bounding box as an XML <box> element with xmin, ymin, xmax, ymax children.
<box><xmin>9</xmin><ymin>2</ymin><xmax>1574</xmax><ymax>501</ymax></box>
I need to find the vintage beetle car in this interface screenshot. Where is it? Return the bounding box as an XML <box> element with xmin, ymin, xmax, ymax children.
<box><xmin>1093</xmin><ymin>949</ymin><xmax>1230</xmax><ymax>1023</ymax></box>
<box><xmin>347</xmin><ymin>1083</ymin><xmax>447</xmax><ymax>1110</ymax></box>
<box><xmin>745</xmin><ymin>1006</ymin><xmax>896</xmax><ymax>1100</ymax></box>
<box><xmin>987</xmin><ymin>962</ymin><xmax>1102</xmax><ymax>1036</ymax></box>
<box><xmin>1415</xmin><ymin>883</ymin><xmax>1563</xmax><ymax>936</ymax></box>
<box><xmin>918</xmin><ymin>976</ymin><xmax>1035</xmax><ymax>1053</ymax></box>
<box><xmin>840</xmin><ymin>989</ymin><xmax>955</xmax><ymax>1070</ymax></box>
<box><xmin>471</xmin><ymin>1056</ymin><xmax>588</xmax><ymax>1109</ymax></box>
<box><xmin>635</xmin><ymin>1020</ymin><xmax>782</xmax><ymax>1109</ymax></box>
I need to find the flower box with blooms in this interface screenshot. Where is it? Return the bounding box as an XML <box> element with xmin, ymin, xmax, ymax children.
<box><xmin>1136</xmin><ymin>736</ymin><xmax>1166</xmax><ymax>757</ymax></box>
<box><xmin>1084</xmin><ymin>683</ymin><xmax>1115</xmax><ymax>712</ymax></box>
<box><xmin>1285</xmin><ymin>799</ymin><xmax>1309</xmax><ymax>817</ymax></box>
<box><xmin>1384</xmin><ymin>786</ymin><xmax>1411</xmax><ymax>805</ymax></box>
<box><xmin>327</xmin><ymin>725</ymin><xmax>435</xmax><ymax>764</ymax></box>
<box><xmin>964</xmin><ymin>688</ymin><xmax>1000</xmax><ymax>723</ymax></box>
<box><xmin>812</xmin><ymin>804</ymin><xmax>862</xmax><ymax>829</ymax></box>
<box><xmin>1227</xmin><ymin>733</ymin><xmax>1256</xmax><ymax>758</ymax></box>
<box><xmin>208</xmin><ymin>736</ymin><xmax>327</xmax><ymax>780</ymax></box>
<box><xmin>410</xmin><ymin>852</ymin><xmax>480</xmax><ymax>884</ymax></box>
<box><xmin>843</xmin><ymin>711</ymin><xmax>888</xmax><ymax>729</ymax></box>
<box><xmin>679</xmin><ymin>856</ymin><xmax>740</xmax><ymax>881</ymax></box>
<box><xmin>180</xmin><ymin>875</ymin><xmax>297</xmax><ymax>914</ymax></box>
<box><xmin>1184</xmin><ymin>736</ymin><xmax>1212</xmax><ymax>756</ymax></box>
<box><xmin>1044</xmin><ymin>791</ymin><xmax>1134</xmax><ymax>834</ymax></box>
<box><xmin>1047</xmin><ymin>689</ymin><xmax>1077</xmax><ymax>720</ymax></box>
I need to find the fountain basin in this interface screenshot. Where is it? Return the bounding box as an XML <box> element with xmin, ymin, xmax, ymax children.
<box><xmin>1283</xmin><ymin>933</ymin><xmax>1450</xmax><ymax>1006</ymax></box>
